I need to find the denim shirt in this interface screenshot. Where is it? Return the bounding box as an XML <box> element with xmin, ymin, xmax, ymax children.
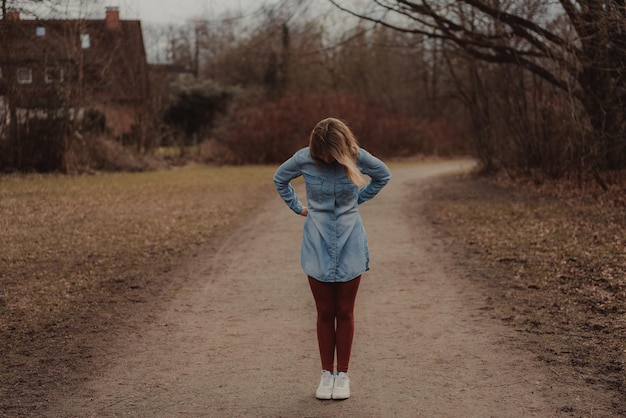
<box><xmin>273</xmin><ymin>147</ymin><xmax>391</xmax><ymax>283</ymax></box>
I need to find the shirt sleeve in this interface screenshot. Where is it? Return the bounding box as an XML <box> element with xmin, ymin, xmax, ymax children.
<box><xmin>357</xmin><ymin>149</ymin><xmax>392</xmax><ymax>205</ymax></box>
<box><xmin>273</xmin><ymin>152</ymin><xmax>305</xmax><ymax>215</ymax></box>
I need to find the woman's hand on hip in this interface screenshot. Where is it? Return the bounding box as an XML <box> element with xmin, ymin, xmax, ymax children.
<box><xmin>300</xmin><ymin>207</ymin><xmax>309</xmax><ymax>217</ymax></box>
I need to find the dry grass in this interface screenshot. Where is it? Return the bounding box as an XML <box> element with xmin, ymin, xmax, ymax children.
<box><xmin>421</xmin><ymin>173</ymin><xmax>626</xmax><ymax>415</ymax></box>
<box><xmin>0</xmin><ymin>165</ymin><xmax>276</xmax><ymax>415</ymax></box>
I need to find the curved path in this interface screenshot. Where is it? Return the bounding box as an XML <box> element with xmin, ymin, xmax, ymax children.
<box><xmin>51</xmin><ymin>161</ymin><xmax>591</xmax><ymax>417</ymax></box>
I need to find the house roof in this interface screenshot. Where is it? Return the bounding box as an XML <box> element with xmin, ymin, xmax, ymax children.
<box><xmin>0</xmin><ymin>9</ymin><xmax>150</xmax><ymax>103</ymax></box>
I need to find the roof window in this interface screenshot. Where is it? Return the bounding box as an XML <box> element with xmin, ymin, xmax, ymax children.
<box><xmin>17</xmin><ymin>68</ymin><xmax>33</xmax><ymax>84</ymax></box>
<box><xmin>36</xmin><ymin>26</ymin><xmax>46</xmax><ymax>37</ymax></box>
<box><xmin>81</xmin><ymin>33</ymin><xmax>91</xmax><ymax>49</ymax></box>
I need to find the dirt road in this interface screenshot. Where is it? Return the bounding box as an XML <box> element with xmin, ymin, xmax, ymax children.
<box><xmin>50</xmin><ymin>161</ymin><xmax>605</xmax><ymax>417</ymax></box>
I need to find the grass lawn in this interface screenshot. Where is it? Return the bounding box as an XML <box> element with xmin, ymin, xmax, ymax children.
<box><xmin>0</xmin><ymin>165</ymin><xmax>277</xmax><ymax>413</ymax></box>
<box><xmin>420</xmin><ymin>173</ymin><xmax>626</xmax><ymax>413</ymax></box>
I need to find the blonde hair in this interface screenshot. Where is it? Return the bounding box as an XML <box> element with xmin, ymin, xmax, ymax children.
<box><xmin>309</xmin><ymin>118</ymin><xmax>368</xmax><ymax>187</ymax></box>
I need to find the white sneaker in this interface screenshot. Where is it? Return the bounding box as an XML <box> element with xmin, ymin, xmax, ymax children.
<box><xmin>332</xmin><ymin>372</ymin><xmax>350</xmax><ymax>399</ymax></box>
<box><xmin>316</xmin><ymin>370</ymin><xmax>334</xmax><ymax>400</ymax></box>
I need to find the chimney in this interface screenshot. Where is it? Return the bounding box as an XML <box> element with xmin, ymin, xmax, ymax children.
<box><xmin>4</xmin><ymin>9</ymin><xmax>20</xmax><ymax>21</ymax></box>
<box><xmin>105</xmin><ymin>7</ymin><xmax>120</xmax><ymax>31</ymax></box>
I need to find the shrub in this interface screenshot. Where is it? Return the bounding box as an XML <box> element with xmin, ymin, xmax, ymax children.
<box><xmin>82</xmin><ymin>109</ymin><xmax>107</xmax><ymax>133</ymax></box>
<box><xmin>216</xmin><ymin>92</ymin><xmax>458</xmax><ymax>164</ymax></box>
<box><xmin>163</xmin><ymin>80</ymin><xmax>234</xmax><ymax>146</ymax></box>
<box><xmin>64</xmin><ymin>134</ymin><xmax>161</xmax><ymax>173</ymax></box>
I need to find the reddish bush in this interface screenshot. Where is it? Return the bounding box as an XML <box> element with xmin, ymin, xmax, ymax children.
<box><xmin>217</xmin><ymin>93</ymin><xmax>462</xmax><ymax>164</ymax></box>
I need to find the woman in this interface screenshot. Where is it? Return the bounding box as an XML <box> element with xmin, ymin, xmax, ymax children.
<box><xmin>273</xmin><ymin>117</ymin><xmax>391</xmax><ymax>400</ymax></box>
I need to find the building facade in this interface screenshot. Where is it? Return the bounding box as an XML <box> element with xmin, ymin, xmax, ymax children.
<box><xmin>0</xmin><ymin>7</ymin><xmax>150</xmax><ymax>138</ymax></box>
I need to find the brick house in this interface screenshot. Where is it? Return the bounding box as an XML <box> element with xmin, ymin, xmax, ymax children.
<box><xmin>0</xmin><ymin>7</ymin><xmax>150</xmax><ymax>138</ymax></box>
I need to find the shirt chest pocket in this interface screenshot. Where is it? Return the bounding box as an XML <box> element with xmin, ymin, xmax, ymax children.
<box><xmin>337</xmin><ymin>178</ymin><xmax>358</xmax><ymax>205</ymax></box>
<box><xmin>304</xmin><ymin>175</ymin><xmax>326</xmax><ymax>202</ymax></box>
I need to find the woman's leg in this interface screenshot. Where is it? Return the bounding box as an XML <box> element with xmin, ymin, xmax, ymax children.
<box><xmin>308</xmin><ymin>276</ymin><xmax>337</xmax><ymax>372</ymax></box>
<box><xmin>335</xmin><ymin>276</ymin><xmax>361</xmax><ymax>373</ymax></box>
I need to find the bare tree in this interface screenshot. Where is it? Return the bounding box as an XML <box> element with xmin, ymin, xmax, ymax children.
<box><xmin>2</xmin><ymin>0</ymin><xmax>66</xmax><ymax>18</ymax></box>
<box><xmin>330</xmin><ymin>0</ymin><xmax>626</xmax><ymax>173</ymax></box>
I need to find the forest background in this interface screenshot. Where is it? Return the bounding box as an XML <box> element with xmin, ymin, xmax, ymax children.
<box><xmin>2</xmin><ymin>0</ymin><xmax>625</xmax><ymax>191</ymax></box>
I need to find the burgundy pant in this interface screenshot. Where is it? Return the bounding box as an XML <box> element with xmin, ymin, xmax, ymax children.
<box><xmin>308</xmin><ymin>275</ymin><xmax>361</xmax><ymax>373</ymax></box>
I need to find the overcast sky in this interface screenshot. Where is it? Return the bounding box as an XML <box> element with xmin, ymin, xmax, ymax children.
<box><xmin>111</xmin><ymin>0</ymin><xmax>284</xmax><ymax>24</ymax></box>
<box><xmin>8</xmin><ymin>0</ymin><xmax>354</xmax><ymax>28</ymax></box>
<box><xmin>7</xmin><ymin>0</ymin><xmax>283</xmax><ymax>22</ymax></box>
